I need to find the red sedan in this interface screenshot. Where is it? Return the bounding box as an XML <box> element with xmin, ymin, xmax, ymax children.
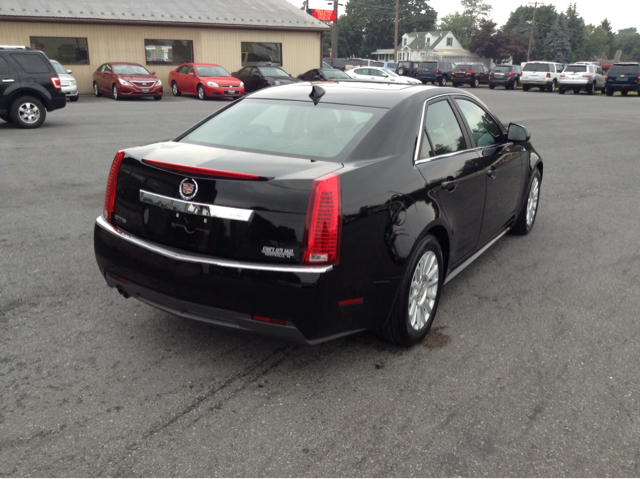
<box><xmin>93</xmin><ymin>62</ymin><xmax>163</xmax><ymax>100</ymax></box>
<box><xmin>168</xmin><ymin>63</ymin><xmax>245</xmax><ymax>100</ymax></box>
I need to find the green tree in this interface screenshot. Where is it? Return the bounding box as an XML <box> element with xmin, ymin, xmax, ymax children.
<box><xmin>438</xmin><ymin>0</ymin><xmax>492</xmax><ymax>49</ymax></box>
<box><xmin>505</xmin><ymin>5</ymin><xmax>558</xmax><ymax>60</ymax></box>
<box><xmin>545</xmin><ymin>13</ymin><xmax>571</xmax><ymax>63</ymax></box>
<box><xmin>337</xmin><ymin>0</ymin><xmax>437</xmax><ymax>58</ymax></box>
<box><xmin>614</xmin><ymin>28</ymin><xmax>640</xmax><ymax>61</ymax></box>
<box><xmin>582</xmin><ymin>25</ymin><xmax>611</xmax><ymax>60</ymax></box>
<box><xmin>565</xmin><ymin>3</ymin><xmax>585</xmax><ymax>62</ymax></box>
<box><xmin>599</xmin><ymin>18</ymin><xmax>615</xmax><ymax>57</ymax></box>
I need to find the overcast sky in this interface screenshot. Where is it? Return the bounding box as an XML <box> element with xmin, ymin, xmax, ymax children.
<box><xmin>287</xmin><ymin>0</ymin><xmax>639</xmax><ymax>32</ymax></box>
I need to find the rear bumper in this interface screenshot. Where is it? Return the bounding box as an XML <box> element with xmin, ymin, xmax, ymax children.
<box><xmin>606</xmin><ymin>82</ymin><xmax>639</xmax><ymax>91</ymax></box>
<box><xmin>488</xmin><ymin>77</ymin><xmax>516</xmax><ymax>85</ymax></box>
<box><xmin>94</xmin><ymin>216</ymin><xmax>376</xmax><ymax>344</ymax></box>
<box><xmin>520</xmin><ymin>79</ymin><xmax>553</xmax><ymax>86</ymax></box>
<box><xmin>559</xmin><ymin>81</ymin><xmax>589</xmax><ymax>89</ymax></box>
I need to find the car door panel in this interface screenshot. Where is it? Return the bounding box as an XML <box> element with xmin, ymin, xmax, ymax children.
<box><xmin>415</xmin><ymin>98</ymin><xmax>486</xmax><ymax>264</ymax></box>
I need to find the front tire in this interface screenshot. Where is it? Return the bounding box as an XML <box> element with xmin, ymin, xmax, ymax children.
<box><xmin>112</xmin><ymin>84</ymin><xmax>121</xmax><ymax>101</ymax></box>
<box><xmin>10</xmin><ymin>96</ymin><xmax>46</xmax><ymax>129</ymax></box>
<box><xmin>197</xmin><ymin>84</ymin><xmax>206</xmax><ymax>100</ymax></box>
<box><xmin>513</xmin><ymin>169</ymin><xmax>541</xmax><ymax>235</ymax></box>
<box><xmin>93</xmin><ymin>82</ymin><xmax>102</xmax><ymax>97</ymax></box>
<box><xmin>69</xmin><ymin>95</ymin><xmax>79</xmax><ymax>102</ymax></box>
<box><xmin>153</xmin><ymin>95</ymin><xmax>162</xmax><ymax>101</ymax></box>
<box><xmin>377</xmin><ymin>235</ymin><xmax>443</xmax><ymax>347</ymax></box>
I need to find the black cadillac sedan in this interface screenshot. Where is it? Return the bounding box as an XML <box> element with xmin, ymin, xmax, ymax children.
<box><xmin>94</xmin><ymin>82</ymin><xmax>543</xmax><ymax>346</ymax></box>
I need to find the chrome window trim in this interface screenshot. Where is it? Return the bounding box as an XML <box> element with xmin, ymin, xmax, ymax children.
<box><xmin>413</xmin><ymin>91</ymin><xmax>480</xmax><ymax>165</ymax></box>
<box><xmin>96</xmin><ymin>216</ymin><xmax>333</xmax><ymax>274</ymax></box>
<box><xmin>139</xmin><ymin>189</ymin><xmax>254</xmax><ymax>222</ymax></box>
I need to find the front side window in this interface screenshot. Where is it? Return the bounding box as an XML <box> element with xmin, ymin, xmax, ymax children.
<box><xmin>420</xmin><ymin>100</ymin><xmax>467</xmax><ymax>159</ymax></box>
<box><xmin>455</xmin><ymin>99</ymin><xmax>503</xmax><ymax>148</ymax></box>
<box><xmin>0</xmin><ymin>56</ymin><xmax>13</xmax><ymax>75</ymax></box>
<box><xmin>30</xmin><ymin>36</ymin><xmax>89</xmax><ymax>64</ymax></box>
<box><xmin>145</xmin><ymin>39</ymin><xmax>193</xmax><ymax>65</ymax></box>
<box><xmin>241</xmin><ymin>42</ymin><xmax>282</xmax><ymax>67</ymax></box>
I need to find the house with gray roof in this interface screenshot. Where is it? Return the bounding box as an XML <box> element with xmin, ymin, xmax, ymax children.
<box><xmin>0</xmin><ymin>0</ymin><xmax>329</xmax><ymax>94</ymax></box>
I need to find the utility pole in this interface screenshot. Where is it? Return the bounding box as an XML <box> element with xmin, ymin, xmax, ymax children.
<box><xmin>527</xmin><ymin>1</ymin><xmax>544</xmax><ymax>62</ymax></box>
<box><xmin>393</xmin><ymin>0</ymin><xmax>399</xmax><ymax>62</ymax></box>
<box><xmin>331</xmin><ymin>0</ymin><xmax>338</xmax><ymax>59</ymax></box>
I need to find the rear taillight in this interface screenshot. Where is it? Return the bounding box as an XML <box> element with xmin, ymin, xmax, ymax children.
<box><xmin>637</xmin><ymin>73</ymin><xmax>640</xmax><ymax>82</ymax></box>
<box><xmin>103</xmin><ymin>151</ymin><xmax>125</xmax><ymax>224</ymax></box>
<box><xmin>466</xmin><ymin>70</ymin><xmax>473</xmax><ymax>75</ymax></box>
<box><xmin>508</xmin><ymin>72</ymin><xmax>514</xmax><ymax>77</ymax></box>
<box><xmin>142</xmin><ymin>159</ymin><xmax>265</xmax><ymax>180</ymax></box>
<box><xmin>50</xmin><ymin>76</ymin><xmax>61</xmax><ymax>90</ymax></box>
<box><xmin>582</xmin><ymin>74</ymin><xmax>591</xmax><ymax>78</ymax></box>
<box><xmin>301</xmin><ymin>173</ymin><xmax>341</xmax><ymax>265</ymax></box>
<box><xmin>560</xmin><ymin>74</ymin><xmax>565</xmax><ymax>77</ymax></box>
<box><xmin>546</xmin><ymin>72</ymin><xmax>551</xmax><ymax>78</ymax></box>
<box><xmin>605</xmin><ymin>73</ymin><xmax>609</xmax><ymax>81</ymax></box>
<box><xmin>436</xmin><ymin>68</ymin><xmax>440</xmax><ymax>75</ymax></box>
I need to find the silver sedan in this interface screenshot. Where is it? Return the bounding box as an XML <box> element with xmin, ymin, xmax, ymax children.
<box><xmin>345</xmin><ymin>66</ymin><xmax>422</xmax><ymax>85</ymax></box>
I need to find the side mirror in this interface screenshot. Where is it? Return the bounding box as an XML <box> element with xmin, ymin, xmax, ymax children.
<box><xmin>189</xmin><ymin>72</ymin><xmax>195</xmax><ymax>77</ymax></box>
<box><xmin>507</xmin><ymin>123</ymin><xmax>530</xmax><ymax>142</ymax></box>
<box><xmin>150</xmin><ymin>71</ymin><xmax>156</xmax><ymax>75</ymax></box>
<box><xmin>105</xmin><ymin>71</ymin><xmax>112</xmax><ymax>75</ymax></box>
<box><xmin>253</xmin><ymin>72</ymin><xmax>262</xmax><ymax>78</ymax></box>
<box><xmin>66</xmin><ymin>69</ymin><xmax>72</xmax><ymax>74</ymax></box>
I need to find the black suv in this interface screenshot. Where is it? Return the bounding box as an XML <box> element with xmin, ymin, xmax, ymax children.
<box><xmin>0</xmin><ymin>46</ymin><xmax>66</xmax><ymax>128</ymax></box>
<box><xmin>414</xmin><ymin>61</ymin><xmax>454</xmax><ymax>86</ymax></box>
<box><xmin>452</xmin><ymin>63</ymin><xmax>490</xmax><ymax>88</ymax></box>
<box><xmin>488</xmin><ymin>65</ymin><xmax>522</xmax><ymax>90</ymax></box>
<box><xmin>605</xmin><ymin>62</ymin><xmax>640</xmax><ymax>96</ymax></box>
<box><xmin>396</xmin><ymin>61</ymin><xmax>419</xmax><ymax>77</ymax></box>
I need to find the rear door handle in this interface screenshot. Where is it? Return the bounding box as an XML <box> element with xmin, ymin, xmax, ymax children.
<box><xmin>441</xmin><ymin>178</ymin><xmax>459</xmax><ymax>192</ymax></box>
<box><xmin>2</xmin><ymin>79</ymin><xmax>15</xmax><ymax>83</ymax></box>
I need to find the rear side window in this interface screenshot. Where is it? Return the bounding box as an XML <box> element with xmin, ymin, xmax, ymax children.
<box><xmin>0</xmin><ymin>56</ymin><xmax>14</xmax><ymax>75</ymax></box>
<box><xmin>609</xmin><ymin>64</ymin><xmax>639</xmax><ymax>74</ymax></box>
<box><xmin>523</xmin><ymin>63</ymin><xmax>549</xmax><ymax>72</ymax></box>
<box><xmin>455</xmin><ymin>99</ymin><xmax>503</xmax><ymax>147</ymax></box>
<box><xmin>421</xmin><ymin>100</ymin><xmax>467</xmax><ymax>158</ymax></box>
<box><xmin>10</xmin><ymin>53</ymin><xmax>51</xmax><ymax>73</ymax></box>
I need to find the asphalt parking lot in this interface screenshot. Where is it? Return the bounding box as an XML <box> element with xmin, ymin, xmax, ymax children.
<box><xmin>2</xmin><ymin>88</ymin><xmax>640</xmax><ymax>477</ymax></box>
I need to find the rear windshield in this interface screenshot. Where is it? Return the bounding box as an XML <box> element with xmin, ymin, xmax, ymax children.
<box><xmin>259</xmin><ymin>67</ymin><xmax>290</xmax><ymax>77</ymax></box>
<box><xmin>181</xmin><ymin>99</ymin><xmax>381</xmax><ymax>160</ymax></box>
<box><xmin>419</xmin><ymin>62</ymin><xmax>437</xmax><ymax>68</ymax></box>
<box><xmin>523</xmin><ymin>63</ymin><xmax>549</xmax><ymax>72</ymax></box>
<box><xmin>323</xmin><ymin>69</ymin><xmax>350</xmax><ymax>79</ymax></box>
<box><xmin>493</xmin><ymin>66</ymin><xmax>512</xmax><ymax>72</ymax></box>
<box><xmin>196</xmin><ymin>66</ymin><xmax>229</xmax><ymax>77</ymax></box>
<box><xmin>454</xmin><ymin>64</ymin><xmax>471</xmax><ymax>71</ymax></box>
<box><xmin>609</xmin><ymin>64</ymin><xmax>639</xmax><ymax>74</ymax></box>
<box><xmin>113</xmin><ymin>64</ymin><xmax>150</xmax><ymax>75</ymax></box>
<box><xmin>564</xmin><ymin>65</ymin><xmax>587</xmax><ymax>72</ymax></box>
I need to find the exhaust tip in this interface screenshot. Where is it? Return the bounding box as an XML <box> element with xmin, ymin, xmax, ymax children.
<box><xmin>117</xmin><ymin>288</ymin><xmax>130</xmax><ymax>299</ymax></box>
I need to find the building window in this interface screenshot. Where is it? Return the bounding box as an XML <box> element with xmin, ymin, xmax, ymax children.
<box><xmin>241</xmin><ymin>42</ymin><xmax>282</xmax><ymax>66</ymax></box>
<box><xmin>403</xmin><ymin>38</ymin><xmax>407</xmax><ymax>46</ymax></box>
<box><xmin>426</xmin><ymin>38</ymin><xmax>431</xmax><ymax>46</ymax></box>
<box><xmin>145</xmin><ymin>39</ymin><xmax>193</xmax><ymax>65</ymax></box>
<box><xmin>29</xmin><ymin>36</ymin><xmax>89</xmax><ymax>64</ymax></box>
<box><xmin>446</xmin><ymin>37</ymin><xmax>453</xmax><ymax>47</ymax></box>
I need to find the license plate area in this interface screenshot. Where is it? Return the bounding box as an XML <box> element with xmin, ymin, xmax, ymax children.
<box><xmin>141</xmin><ymin>88</ymin><xmax>150</xmax><ymax>93</ymax></box>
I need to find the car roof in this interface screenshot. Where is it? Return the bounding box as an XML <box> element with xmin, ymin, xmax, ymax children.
<box><xmin>185</xmin><ymin>63</ymin><xmax>223</xmax><ymax>67</ymax></box>
<box><xmin>109</xmin><ymin>62</ymin><xmax>144</xmax><ymax>66</ymax></box>
<box><xmin>247</xmin><ymin>81</ymin><xmax>472</xmax><ymax>108</ymax></box>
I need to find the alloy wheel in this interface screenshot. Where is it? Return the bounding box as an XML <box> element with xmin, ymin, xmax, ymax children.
<box><xmin>526</xmin><ymin>176</ymin><xmax>540</xmax><ymax>227</ymax></box>
<box><xmin>17</xmin><ymin>102</ymin><xmax>41</xmax><ymax>124</ymax></box>
<box><xmin>408</xmin><ymin>250</ymin><xmax>439</xmax><ymax>331</ymax></box>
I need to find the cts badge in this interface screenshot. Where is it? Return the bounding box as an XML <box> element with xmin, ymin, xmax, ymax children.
<box><xmin>179</xmin><ymin>178</ymin><xmax>198</xmax><ymax>200</ymax></box>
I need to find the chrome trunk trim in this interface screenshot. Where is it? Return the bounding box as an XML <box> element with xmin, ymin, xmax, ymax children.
<box><xmin>139</xmin><ymin>190</ymin><xmax>254</xmax><ymax>222</ymax></box>
<box><xmin>95</xmin><ymin>216</ymin><xmax>334</xmax><ymax>274</ymax></box>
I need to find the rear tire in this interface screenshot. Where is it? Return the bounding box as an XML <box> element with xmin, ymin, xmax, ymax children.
<box><xmin>489</xmin><ymin>84</ymin><xmax>495</xmax><ymax>89</ymax></box>
<box><xmin>376</xmin><ymin>235</ymin><xmax>443</xmax><ymax>347</ymax></box>
<box><xmin>587</xmin><ymin>81</ymin><xmax>595</xmax><ymax>95</ymax></box>
<box><xmin>172</xmin><ymin>82</ymin><xmax>181</xmax><ymax>96</ymax></box>
<box><xmin>471</xmin><ymin>77</ymin><xmax>479</xmax><ymax>88</ymax></box>
<box><xmin>439</xmin><ymin>76</ymin><xmax>447</xmax><ymax>86</ymax></box>
<box><xmin>512</xmin><ymin>78</ymin><xmax>519</xmax><ymax>90</ymax></box>
<box><xmin>606</xmin><ymin>88</ymin><xmax>614</xmax><ymax>96</ymax></box>
<box><xmin>513</xmin><ymin>169</ymin><xmax>541</xmax><ymax>236</ymax></box>
<box><xmin>522</xmin><ymin>85</ymin><xmax>530</xmax><ymax>92</ymax></box>
<box><xmin>559</xmin><ymin>88</ymin><xmax>565</xmax><ymax>94</ymax></box>
<box><xmin>621</xmin><ymin>90</ymin><xmax>628</xmax><ymax>96</ymax></box>
<box><xmin>548</xmin><ymin>81</ymin><xmax>556</xmax><ymax>92</ymax></box>
<box><xmin>10</xmin><ymin>96</ymin><xmax>46</xmax><ymax>129</ymax></box>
